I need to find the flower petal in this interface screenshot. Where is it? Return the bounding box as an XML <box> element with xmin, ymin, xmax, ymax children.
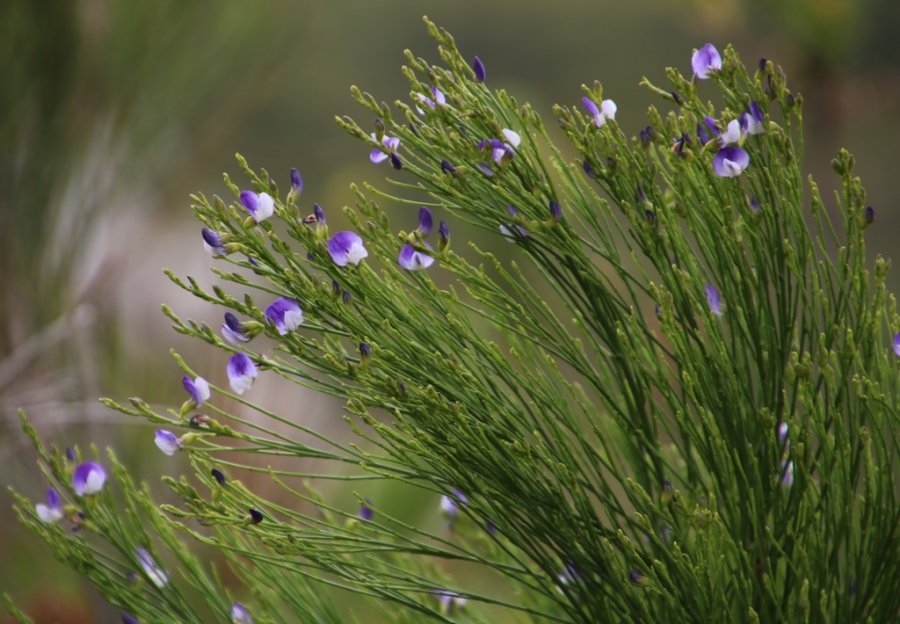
<box><xmin>692</xmin><ymin>43</ymin><xmax>722</xmax><ymax>79</ymax></box>
<box><xmin>328</xmin><ymin>231</ymin><xmax>368</xmax><ymax>266</ymax></box>
<box><xmin>72</xmin><ymin>462</ymin><xmax>107</xmax><ymax>496</ymax></box>
<box><xmin>154</xmin><ymin>429</ymin><xmax>182</xmax><ymax>456</ymax></box>
<box><xmin>227</xmin><ymin>353</ymin><xmax>258</xmax><ymax>395</ymax></box>
<box><xmin>713</xmin><ymin>146</ymin><xmax>750</xmax><ymax>178</ymax></box>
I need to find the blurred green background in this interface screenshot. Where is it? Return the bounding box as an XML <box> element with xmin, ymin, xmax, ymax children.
<box><xmin>2</xmin><ymin>0</ymin><xmax>898</xmax><ymax>621</ymax></box>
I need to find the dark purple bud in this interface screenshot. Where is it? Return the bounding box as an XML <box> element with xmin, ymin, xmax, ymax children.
<box><xmin>473</xmin><ymin>56</ymin><xmax>486</xmax><ymax>82</ymax></box>
<box><xmin>440</xmin><ymin>159</ymin><xmax>457</xmax><ymax>175</ymax></box>
<box><xmin>65</xmin><ymin>447</ymin><xmax>76</xmax><ymax>462</ymax></box>
<box><xmin>189</xmin><ymin>414</ymin><xmax>211</xmax><ymax>428</ymax></box>
<box><xmin>636</xmin><ymin>185</ymin><xmax>647</xmax><ymax>204</ymax></box>
<box><xmin>476</xmin><ymin>163</ymin><xmax>495</xmax><ymax>177</ymax></box>
<box><xmin>750</xmin><ymin>196</ymin><xmax>761</xmax><ymax>212</ymax></box>
<box><xmin>672</xmin><ymin>132</ymin><xmax>690</xmax><ymax>156</ymax></box>
<box><xmin>342</xmin><ymin>290</ymin><xmax>352</xmax><ymax>304</ymax></box>
<box><xmin>758</xmin><ymin>57</ymin><xmax>768</xmax><ymax>72</ymax></box>
<box><xmin>417</xmin><ymin>207</ymin><xmax>433</xmax><ymax>236</ymax></box>
<box><xmin>438</xmin><ymin>220</ymin><xmax>450</xmax><ymax>247</ymax></box>
<box><xmin>202</xmin><ymin>227</ymin><xmax>223</xmax><ymax>248</ymax></box>
<box><xmin>122</xmin><ymin>614</ymin><xmax>140</xmax><ymax>624</ymax></box>
<box><xmin>671</xmin><ymin>91</ymin><xmax>684</xmax><ymax>105</ymax></box>
<box><xmin>582</xmin><ymin>159</ymin><xmax>596</xmax><ymax>177</ymax></box>
<box><xmin>313</xmin><ymin>203</ymin><xmax>326</xmax><ymax>223</ymax></box>
<box><xmin>697</xmin><ymin>122</ymin><xmax>712</xmax><ymax>145</ymax></box>
<box><xmin>248</xmin><ymin>508</ymin><xmax>264</xmax><ymax>524</ymax></box>
<box><xmin>639</xmin><ymin>125</ymin><xmax>655</xmax><ymax>146</ymax></box>
<box><xmin>661</xmin><ymin>480</ymin><xmax>674</xmax><ymax>503</ymax></box>
<box><xmin>306</xmin><ymin>251</ymin><xmax>315</xmax><ymax>261</ymax></box>
<box><xmin>549</xmin><ymin>200</ymin><xmax>562</xmax><ymax>220</ymax></box>
<box><xmin>864</xmin><ymin>205</ymin><xmax>874</xmax><ymax>226</ymax></box>
<box><xmin>290</xmin><ymin>168</ymin><xmax>303</xmax><ymax>192</ymax></box>
<box><xmin>332</xmin><ymin>280</ymin><xmax>342</xmax><ymax>296</ymax></box>
<box><xmin>704</xmin><ymin>116</ymin><xmax>720</xmax><ymax>137</ymax></box>
<box><xmin>211</xmin><ymin>468</ymin><xmax>227</xmax><ymax>486</ymax></box>
<box><xmin>644</xmin><ymin>209</ymin><xmax>656</xmax><ymax>223</ymax></box>
<box><xmin>358</xmin><ymin>498</ymin><xmax>374</xmax><ymax>521</ymax></box>
<box><xmin>629</xmin><ymin>570</ymin><xmax>646</xmax><ymax>585</ymax></box>
<box><xmin>389</xmin><ymin>152</ymin><xmax>403</xmax><ymax>170</ymax></box>
<box><xmin>654</xmin><ymin>304</ymin><xmax>662</xmax><ymax>316</ymax></box>
<box><xmin>359</xmin><ymin>342</ymin><xmax>372</xmax><ymax>358</ymax></box>
<box><xmin>485</xmin><ymin>519</ymin><xmax>497</xmax><ymax>535</ymax></box>
<box><xmin>246</xmin><ymin>255</ymin><xmax>259</xmax><ymax>266</ymax></box>
<box><xmin>849</xmin><ymin>580</ymin><xmax>857</xmax><ymax>596</ymax></box>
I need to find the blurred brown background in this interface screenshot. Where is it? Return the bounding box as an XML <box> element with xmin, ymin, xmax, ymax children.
<box><xmin>2</xmin><ymin>0</ymin><xmax>898</xmax><ymax>621</ymax></box>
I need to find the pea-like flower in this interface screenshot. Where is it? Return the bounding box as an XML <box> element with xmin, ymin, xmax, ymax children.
<box><xmin>741</xmin><ymin>101</ymin><xmax>765</xmax><ymax>135</ymax></box>
<box><xmin>227</xmin><ymin>353</ymin><xmax>258</xmax><ymax>395</ymax></box>
<box><xmin>239</xmin><ymin>190</ymin><xmax>275</xmax><ymax>223</ymax></box>
<box><xmin>581</xmin><ymin>96</ymin><xmax>617</xmax><ymax>128</ymax></box>
<box><xmin>201</xmin><ymin>228</ymin><xmax>226</xmax><ymax>256</ymax></box>
<box><xmin>136</xmin><ymin>547</ymin><xmax>168</xmax><ymax>588</ymax></box>
<box><xmin>154</xmin><ymin>430</ymin><xmax>182</xmax><ymax>456</ymax></box>
<box><xmin>398</xmin><ymin>206</ymin><xmax>436</xmax><ymax>271</ymax></box>
<box><xmin>434</xmin><ymin>590</ymin><xmax>467</xmax><ymax>615</ymax></box>
<box><xmin>221</xmin><ymin>313</ymin><xmax>251</xmax><ymax>344</ymax></box>
<box><xmin>36</xmin><ymin>488</ymin><xmax>64</xmax><ymax>523</ymax></box>
<box><xmin>416</xmin><ymin>85</ymin><xmax>446</xmax><ymax>111</ymax></box>
<box><xmin>692</xmin><ymin>43</ymin><xmax>722</xmax><ymax>79</ymax></box>
<box><xmin>72</xmin><ymin>461</ymin><xmax>107</xmax><ymax>496</ymax></box>
<box><xmin>359</xmin><ymin>498</ymin><xmax>374</xmax><ymax>521</ymax></box>
<box><xmin>265</xmin><ymin>298</ymin><xmax>304</xmax><ymax>335</ymax></box>
<box><xmin>440</xmin><ymin>488</ymin><xmax>468</xmax><ymax>518</ymax></box>
<box><xmin>328</xmin><ymin>231</ymin><xmax>369</xmax><ymax>266</ymax></box>
<box><xmin>370</xmin><ymin>134</ymin><xmax>401</xmax><ymax>170</ymax></box>
<box><xmin>719</xmin><ymin>119</ymin><xmax>743</xmax><ymax>147</ymax></box>
<box><xmin>290</xmin><ymin>168</ymin><xmax>303</xmax><ymax>193</ymax></box>
<box><xmin>182</xmin><ymin>375</ymin><xmax>210</xmax><ymax>407</ymax></box>
<box><xmin>472</xmin><ymin>56</ymin><xmax>486</xmax><ymax>82</ymax></box>
<box><xmin>231</xmin><ymin>603</ymin><xmax>253</xmax><ymax>624</ymax></box>
<box><xmin>713</xmin><ymin>146</ymin><xmax>750</xmax><ymax>178</ymax></box>
<box><xmin>893</xmin><ymin>331</ymin><xmax>900</xmax><ymax>357</ymax></box>
<box><xmin>705</xmin><ymin>283</ymin><xmax>724</xmax><ymax>316</ymax></box>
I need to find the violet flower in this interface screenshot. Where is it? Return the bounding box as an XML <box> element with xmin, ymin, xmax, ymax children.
<box><xmin>327</xmin><ymin>231</ymin><xmax>369</xmax><ymax>266</ymax></box>
<box><xmin>72</xmin><ymin>462</ymin><xmax>107</xmax><ymax>496</ymax></box>
<box><xmin>891</xmin><ymin>330</ymin><xmax>900</xmax><ymax>356</ymax></box>
<box><xmin>434</xmin><ymin>590</ymin><xmax>467</xmax><ymax>614</ymax></box>
<box><xmin>549</xmin><ymin>200</ymin><xmax>562</xmax><ymax>220</ymax></box>
<box><xmin>416</xmin><ymin>85</ymin><xmax>446</xmax><ymax>111</ymax></box>
<box><xmin>440</xmin><ymin>488</ymin><xmax>468</xmax><ymax>518</ymax></box>
<box><xmin>182</xmin><ymin>375</ymin><xmax>210</xmax><ymax>407</ymax></box>
<box><xmin>472</xmin><ymin>56</ymin><xmax>486</xmax><ymax>82</ymax></box>
<box><xmin>476</xmin><ymin>162</ymin><xmax>495</xmax><ymax>177</ymax></box>
<box><xmin>440</xmin><ymin>159</ymin><xmax>456</xmax><ymax>175</ymax></box>
<box><xmin>713</xmin><ymin>146</ymin><xmax>750</xmax><ymax>178</ymax></box>
<box><xmin>741</xmin><ymin>101</ymin><xmax>765</xmax><ymax>135</ymax></box>
<box><xmin>502</xmin><ymin>128</ymin><xmax>522</xmax><ymax>148</ymax></box>
<box><xmin>705</xmin><ymin>283</ymin><xmax>724</xmax><ymax>316</ymax></box>
<box><xmin>417</xmin><ymin>206</ymin><xmax>433</xmax><ymax>236</ymax></box>
<box><xmin>231</xmin><ymin>603</ymin><xmax>253</xmax><ymax>624</ymax></box>
<box><xmin>154</xmin><ymin>429</ymin><xmax>182</xmax><ymax>456</ymax></box>
<box><xmin>265</xmin><ymin>297</ymin><xmax>304</xmax><ymax>335</ymax></box>
<box><xmin>121</xmin><ymin>613</ymin><xmax>139</xmax><ymax>624</ymax></box>
<box><xmin>438</xmin><ymin>220</ymin><xmax>450</xmax><ymax>249</ymax></box>
<box><xmin>290</xmin><ymin>167</ymin><xmax>303</xmax><ymax>194</ymax></box>
<box><xmin>239</xmin><ymin>190</ymin><xmax>275</xmax><ymax>223</ymax></box>
<box><xmin>369</xmin><ymin>134</ymin><xmax>401</xmax><ymax>166</ymax></box>
<box><xmin>201</xmin><ymin>228</ymin><xmax>226</xmax><ymax>256</ymax></box>
<box><xmin>221</xmin><ymin>312</ymin><xmax>251</xmax><ymax>344</ymax></box>
<box><xmin>136</xmin><ymin>547</ymin><xmax>168</xmax><ymax>588</ymax></box>
<box><xmin>581</xmin><ymin>96</ymin><xmax>617</xmax><ymax>128</ymax></box>
<box><xmin>692</xmin><ymin>43</ymin><xmax>722</xmax><ymax>79</ymax></box>
<box><xmin>227</xmin><ymin>353</ymin><xmax>258</xmax><ymax>395</ymax></box>
<box><xmin>359</xmin><ymin>498</ymin><xmax>374</xmax><ymax>521</ymax></box>
<box><xmin>398</xmin><ymin>244</ymin><xmax>435</xmax><ymax>271</ymax></box>
<box><xmin>36</xmin><ymin>488</ymin><xmax>64</xmax><ymax>523</ymax></box>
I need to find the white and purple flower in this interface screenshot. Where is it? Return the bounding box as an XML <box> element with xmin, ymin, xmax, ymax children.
<box><xmin>231</xmin><ymin>603</ymin><xmax>253</xmax><ymax>624</ymax></box>
<box><xmin>265</xmin><ymin>297</ymin><xmax>304</xmax><ymax>335</ymax></box>
<box><xmin>72</xmin><ymin>461</ymin><xmax>107</xmax><ymax>496</ymax></box>
<box><xmin>239</xmin><ymin>190</ymin><xmax>275</xmax><ymax>223</ymax></box>
<box><xmin>741</xmin><ymin>101</ymin><xmax>765</xmax><ymax>135</ymax></box>
<box><xmin>705</xmin><ymin>283</ymin><xmax>724</xmax><ymax>317</ymax></box>
<box><xmin>440</xmin><ymin>488</ymin><xmax>468</xmax><ymax>519</ymax></box>
<box><xmin>472</xmin><ymin>56</ymin><xmax>486</xmax><ymax>82</ymax></box>
<box><xmin>582</xmin><ymin>96</ymin><xmax>617</xmax><ymax>128</ymax></box>
<box><xmin>201</xmin><ymin>228</ymin><xmax>226</xmax><ymax>256</ymax></box>
<box><xmin>327</xmin><ymin>231</ymin><xmax>369</xmax><ymax>266</ymax></box>
<box><xmin>713</xmin><ymin>146</ymin><xmax>750</xmax><ymax>178</ymax></box>
<box><xmin>221</xmin><ymin>313</ymin><xmax>251</xmax><ymax>344</ymax></box>
<box><xmin>370</xmin><ymin>134</ymin><xmax>401</xmax><ymax>169</ymax></box>
<box><xmin>136</xmin><ymin>547</ymin><xmax>168</xmax><ymax>588</ymax></box>
<box><xmin>398</xmin><ymin>207</ymin><xmax>436</xmax><ymax>271</ymax></box>
<box><xmin>359</xmin><ymin>498</ymin><xmax>374</xmax><ymax>521</ymax></box>
<box><xmin>154</xmin><ymin>429</ymin><xmax>182</xmax><ymax>456</ymax></box>
<box><xmin>36</xmin><ymin>488</ymin><xmax>64</xmax><ymax>523</ymax></box>
<box><xmin>182</xmin><ymin>375</ymin><xmax>210</xmax><ymax>407</ymax></box>
<box><xmin>227</xmin><ymin>353</ymin><xmax>258</xmax><ymax>395</ymax></box>
<box><xmin>416</xmin><ymin>85</ymin><xmax>446</xmax><ymax>112</ymax></box>
<box><xmin>434</xmin><ymin>590</ymin><xmax>467</xmax><ymax>615</ymax></box>
<box><xmin>692</xmin><ymin>43</ymin><xmax>722</xmax><ymax>79</ymax></box>
<box><xmin>893</xmin><ymin>331</ymin><xmax>900</xmax><ymax>357</ymax></box>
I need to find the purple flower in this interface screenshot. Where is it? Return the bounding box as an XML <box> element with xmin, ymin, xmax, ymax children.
<box><xmin>36</xmin><ymin>488</ymin><xmax>64</xmax><ymax>523</ymax></box>
<box><xmin>672</xmin><ymin>132</ymin><xmax>690</xmax><ymax>157</ymax></box>
<box><xmin>416</xmin><ymin>85</ymin><xmax>446</xmax><ymax>111</ymax></box>
<box><xmin>719</xmin><ymin>119</ymin><xmax>742</xmax><ymax>146</ymax></box>
<box><xmin>476</xmin><ymin>163</ymin><xmax>495</xmax><ymax>177</ymax></box>
<box><xmin>750</xmin><ymin>196</ymin><xmax>761</xmax><ymax>212</ymax></box>
<box><xmin>639</xmin><ymin>125</ymin><xmax>655</xmax><ymax>146</ymax></box>
<box><xmin>136</xmin><ymin>547</ymin><xmax>168</xmax><ymax>588</ymax></box>
<box><xmin>231</xmin><ymin>603</ymin><xmax>253</xmax><ymax>624</ymax></box>
<box><xmin>692</xmin><ymin>43</ymin><xmax>722</xmax><ymax>79</ymax></box>
<box><xmin>227</xmin><ymin>353</ymin><xmax>258</xmax><ymax>395</ymax></box>
<box><xmin>201</xmin><ymin>228</ymin><xmax>226</xmax><ymax>256</ymax></box>
<box><xmin>439</xmin><ymin>488</ymin><xmax>468</xmax><ymax>518</ymax></box>
<box><xmin>72</xmin><ymin>462</ymin><xmax>107</xmax><ymax>496</ymax></box>
<box><xmin>473</xmin><ymin>56</ymin><xmax>486</xmax><ymax>82</ymax></box>
<box><xmin>863</xmin><ymin>205</ymin><xmax>874</xmax><ymax>226</ymax></box>
<box><xmin>893</xmin><ymin>331</ymin><xmax>900</xmax><ymax>357</ymax></box>
<box><xmin>778</xmin><ymin>422</ymin><xmax>789</xmax><ymax>444</ymax></box>
<box><xmin>211</xmin><ymin>468</ymin><xmax>227</xmax><ymax>486</ymax></box>
<box><xmin>248</xmin><ymin>508</ymin><xmax>264</xmax><ymax>524</ymax></box>
<box><xmin>265</xmin><ymin>297</ymin><xmax>304</xmax><ymax>335</ymax></box>
<box><xmin>781</xmin><ymin>459</ymin><xmax>795</xmax><ymax>487</ymax></box>
<box><xmin>438</xmin><ymin>220</ymin><xmax>450</xmax><ymax>249</ymax></box>
<box><xmin>290</xmin><ymin>168</ymin><xmax>303</xmax><ymax>193</ymax></box>
<box><xmin>398</xmin><ymin>243</ymin><xmax>435</xmax><ymax>271</ymax></box>
<box><xmin>741</xmin><ymin>101</ymin><xmax>765</xmax><ymax>135</ymax></box>
<box><xmin>370</xmin><ymin>134</ymin><xmax>401</xmax><ymax>165</ymax></box>
<box><xmin>239</xmin><ymin>190</ymin><xmax>275</xmax><ymax>223</ymax></box>
<box><xmin>581</xmin><ymin>96</ymin><xmax>617</xmax><ymax>128</ymax></box>
<box><xmin>697</xmin><ymin>122</ymin><xmax>713</xmax><ymax>145</ymax></box>
<box><xmin>359</xmin><ymin>498</ymin><xmax>374</xmax><ymax>521</ymax></box>
<box><xmin>221</xmin><ymin>313</ymin><xmax>250</xmax><ymax>344</ymax></box>
<box><xmin>359</xmin><ymin>342</ymin><xmax>372</xmax><ymax>359</ymax></box>
<box><xmin>440</xmin><ymin>159</ymin><xmax>456</xmax><ymax>175</ymax></box>
<box><xmin>434</xmin><ymin>590</ymin><xmax>467</xmax><ymax>614</ymax></box>
<box><xmin>313</xmin><ymin>203</ymin><xmax>326</xmax><ymax>224</ymax></box>
<box><xmin>417</xmin><ymin>206</ymin><xmax>433</xmax><ymax>236</ymax></box>
<box><xmin>549</xmin><ymin>200</ymin><xmax>562</xmax><ymax>220</ymax></box>
<box><xmin>182</xmin><ymin>375</ymin><xmax>210</xmax><ymax>406</ymax></box>
<box><xmin>327</xmin><ymin>231</ymin><xmax>369</xmax><ymax>266</ymax></box>
<box><xmin>502</xmin><ymin>128</ymin><xmax>522</xmax><ymax>148</ymax></box>
<box><xmin>713</xmin><ymin>146</ymin><xmax>750</xmax><ymax>178</ymax></box>
<box><xmin>705</xmin><ymin>283</ymin><xmax>724</xmax><ymax>317</ymax></box>
<box><xmin>154</xmin><ymin>429</ymin><xmax>182</xmax><ymax>456</ymax></box>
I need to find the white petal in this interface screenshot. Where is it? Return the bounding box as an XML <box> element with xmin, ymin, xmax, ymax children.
<box><xmin>281</xmin><ymin>308</ymin><xmax>304</xmax><ymax>333</ymax></box>
<box><xmin>193</xmin><ymin>377</ymin><xmax>210</xmax><ymax>403</ymax></box>
<box><xmin>600</xmin><ymin>99</ymin><xmax>617</xmax><ymax>121</ymax></box>
<box><xmin>254</xmin><ymin>192</ymin><xmax>275</xmax><ymax>222</ymax></box>
<box><xmin>346</xmin><ymin>241</ymin><xmax>369</xmax><ymax>266</ymax></box>
<box><xmin>720</xmin><ymin>119</ymin><xmax>742</xmax><ymax>146</ymax></box>
<box><xmin>501</xmin><ymin>128</ymin><xmax>521</xmax><ymax>148</ymax></box>
<box><xmin>36</xmin><ymin>503</ymin><xmax>63</xmax><ymax>523</ymax></box>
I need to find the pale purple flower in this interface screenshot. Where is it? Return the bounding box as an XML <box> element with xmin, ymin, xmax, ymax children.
<box><xmin>327</xmin><ymin>231</ymin><xmax>369</xmax><ymax>266</ymax></box>
<box><xmin>182</xmin><ymin>375</ymin><xmax>210</xmax><ymax>406</ymax></box>
<box><xmin>265</xmin><ymin>298</ymin><xmax>304</xmax><ymax>335</ymax></box>
<box><xmin>705</xmin><ymin>283</ymin><xmax>724</xmax><ymax>316</ymax></box>
<box><xmin>581</xmin><ymin>96</ymin><xmax>617</xmax><ymax>127</ymax></box>
<box><xmin>359</xmin><ymin>498</ymin><xmax>374</xmax><ymax>521</ymax></box>
<box><xmin>72</xmin><ymin>462</ymin><xmax>107</xmax><ymax>496</ymax></box>
<box><xmin>741</xmin><ymin>101</ymin><xmax>765</xmax><ymax>135</ymax></box>
<box><xmin>713</xmin><ymin>146</ymin><xmax>750</xmax><ymax>178</ymax></box>
<box><xmin>221</xmin><ymin>313</ymin><xmax>250</xmax><ymax>344</ymax></box>
<box><xmin>473</xmin><ymin>56</ymin><xmax>486</xmax><ymax>82</ymax></box>
<box><xmin>239</xmin><ymin>190</ymin><xmax>275</xmax><ymax>223</ymax></box>
<box><xmin>136</xmin><ymin>547</ymin><xmax>168</xmax><ymax>588</ymax></box>
<box><xmin>440</xmin><ymin>488</ymin><xmax>467</xmax><ymax>518</ymax></box>
<box><xmin>501</xmin><ymin>128</ymin><xmax>521</xmax><ymax>148</ymax></box>
<box><xmin>369</xmin><ymin>134</ymin><xmax>401</xmax><ymax>165</ymax></box>
<box><xmin>227</xmin><ymin>353</ymin><xmax>258</xmax><ymax>395</ymax></box>
<box><xmin>416</xmin><ymin>86</ymin><xmax>446</xmax><ymax>111</ymax></box>
<box><xmin>778</xmin><ymin>422</ymin><xmax>789</xmax><ymax>444</ymax></box>
<box><xmin>154</xmin><ymin>429</ymin><xmax>182</xmax><ymax>456</ymax></box>
<box><xmin>36</xmin><ymin>488</ymin><xmax>64</xmax><ymax>523</ymax></box>
<box><xmin>480</xmin><ymin>138</ymin><xmax>515</xmax><ymax>164</ymax></box>
<box><xmin>398</xmin><ymin>243</ymin><xmax>435</xmax><ymax>271</ymax></box>
<box><xmin>891</xmin><ymin>330</ymin><xmax>900</xmax><ymax>356</ymax></box>
<box><xmin>719</xmin><ymin>119</ymin><xmax>742</xmax><ymax>146</ymax></box>
<box><xmin>231</xmin><ymin>603</ymin><xmax>253</xmax><ymax>624</ymax></box>
<box><xmin>417</xmin><ymin>206</ymin><xmax>433</xmax><ymax>236</ymax></box>
<box><xmin>201</xmin><ymin>228</ymin><xmax>225</xmax><ymax>256</ymax></box>
<box><xmin>692</xmin><ymin>43</ymin><xmax>722</xmax><ymax>79</ymax></box>
<box><xmin>476</xmin><ymin>163</ymin><xmax>495</xmax><ymax>177</ymax></box>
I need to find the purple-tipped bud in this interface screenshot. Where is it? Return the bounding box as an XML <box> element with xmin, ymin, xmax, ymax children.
<box><xmin>341</xmin><ymin>290</ymin><xmax>352</xmax><ymax>304</ymax></box>
<box><xmin>417</xmin><ymin>207</ymin><xmax>433</xmax><ymax>236</ymax></box>
<box><xmin>661</xmin><ymin>480</ymin><xmax>674</xmax><ymax>503</ymax></box>
<box><xmin>759</xmin><ymin>57</ymin><xmax>768</xmax><ymax>71</ymax></box>
<box><xmin>390</xmin><ymin>152</ymin><xmax>403</xmax><ymax>170</ymax></box>
<box><xmin>863</xmin><ymin>206</ymin><xmax>874</xmax><ymax>226</ymax></box>
<box><xmin>72</xmin><ymin>462</ymin><xmax>107</xmax><ymax>496</ymax></box>
<box><xmin>713</xmin><ymin>146</ymin><xmax>750</xmax><ymax>178</ymax></box>
<box><xmin>438</xmin><ymin>220</ymin><xmax>450</xmax><ymax>248</ymax></box>
<box><xmin>231</xmin><ymin>603</ymin><xmax>253</xmax><ymax>624</ymax></box>
<box><xmin>671</xmin><ymin>90</ymin><xmax>684</xmax><ymax>105</ymax></box>
<box><xmin>398</xmin><ymin>243</ymin><xmax>435</xmax><ymax>271</ymax></box>
<box><xmin>313</xmin><ymin>203</ymin><xmax>326</xmax><ymax>224</ymax></box>
<box><xmin>549</xmin><ymin>200</ymin><xmax>562</xmax><ymax>220</ymax></box>
<box><xmin>65</xmin><ymin>447</ymin><xmax>76</xmax><ymax>462</ymax></box>
<box><xmin>645</xmin><ymin>209</ymin><xmax>657</xmax><ymax>223</ymax></box>
<box><xmin>154</xmin><ymin>429</ymin><xmax>182</xmax><ymax>456</ymax></box>
<box><xmin>182</xmin><ymin>375</ymin><xmax>210</xmax><ymax>406</ymax></box>
<box><xmin>290</xmin><ymin>168</ymin><xmax>303</xmax><ymax>193</ymax></box>
<box><xmin>781</xmin><ymin>459</ymin><xmax>795</xmax><ymax>486</ymax></box>
<box><xmin>629</xmin><ymin>570</ymin><xmax>647</xmax><ymax>586</ymax></box>
<box><xmin>201</xmin><ymin>227</ymin><xmax>226</xmax><ymax>256</ymax></box>
<box><xmin>697</xmin><ymin>122</ymin><xmax>712</xmax><ymax>145</ymax></box>
<box><xmin>211</xmin><ymin>468</ymin><xmax>227</xmax><ymax>486</ymax></box>
<box><xmin>136</xmin><ymin>547</ymin><xmax>168</xmax><ymax>588</ymax></box>
<box><xmin>359</xmin><ymin>498</ymin><xmax>374</xmax><ymax>521</ymax></box>
<box><xmin>892</xmin><ymin>331</ymin><xmax>900</xmax><ymax>357</ymax></box>
<box><xmin>473</xmin><ymin>56</ymin><xmax>486</xmax><ymax>82</ymax></box>
<box><xmin>248</xmin><ymin>508</ymin><xmax>264</xmax><ymax>524</ymax></box>
<box><xmin>226</xmin><ymin>353</ymin><xmax>258</xmax><ymax>395</ymax></box>
<box><xmin>672</xmin><ymin>132</ymin><xmax>690</xmax><ymax>156</ymax></box>
<box><xmin>692</xmin><ymin>43</ymin><xmax>722</xmax><ymax>79</ymax></box>
<box><xmin>476</xmin><ymin>163</ymin><xmax>495</xmax><ymax>177</ymax></box>
<box><xmin>705</xmin><ymin>283</ymin><xmax>724</xmax><ymax>316</ymax></box>
<box><xmin>582</xmin><ymin>159</ymin><xmax>596</xmax><ymax>177</ymax></box>
<box><xmin>742</xmin><ymin>101</ymin><xmax>765</xmax><ymax>135</ymax></box>
<box><xmin>485</xmin><ymin>519</ymin><xmax>497</xmax><ymax>535</ymax></box>
<box><xmin>750</xmin><ymin>196</ymin><xmax>761</xmax><ymax>212</ymax></box>
<box><xmin>639</xmin><ymin>125</ymin><xmax>655</xmax><ymax>146</ymax></box>
<box><xmin>122</xmin><ymin>614</ymin><xmax>139</xmax><ymax>624</ymax></box>
<box><xmin>36</xmin><ymin>488</ymin><xmax>64</xmax><ymax>523</ymax></box>
<box><xmin>222</xmin><ymin>313</ymin><xmax>250</xmax><ymax>344</ymax></box>
<box><xmin>440</xmin><ymin>159</ymin><xmax>456</xmax><ymax>175</ymax></box>
<box><xmin>327</xmin><ymin>231</ymin><xmax>368</xmax><ymax>266</ymax></box>
<box><xmin>265</xmin><ymin>297</ymin><xmax>304</xmax><ymax>335</ymax></box>
<box><xmin>359</xmin><ymin>342</ymin><xmax>372</xmax><ymax>359</ymax></box>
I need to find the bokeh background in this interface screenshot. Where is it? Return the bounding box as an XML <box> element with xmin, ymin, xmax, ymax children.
<box><xmin>2</xmin><ymin>0</ymin><xmax>898</xmax><ymax>621</ymax></box>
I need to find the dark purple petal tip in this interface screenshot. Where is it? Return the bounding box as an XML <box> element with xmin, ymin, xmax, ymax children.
<box><xmin>290</xmin><ymin>168</ymin><xmax>303</xmax><ymax>192</ymax></box>
<box><xmin>473</xmin><ymin>56</ymin><xmax>486</xmax><ymax>82</ymax></box>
